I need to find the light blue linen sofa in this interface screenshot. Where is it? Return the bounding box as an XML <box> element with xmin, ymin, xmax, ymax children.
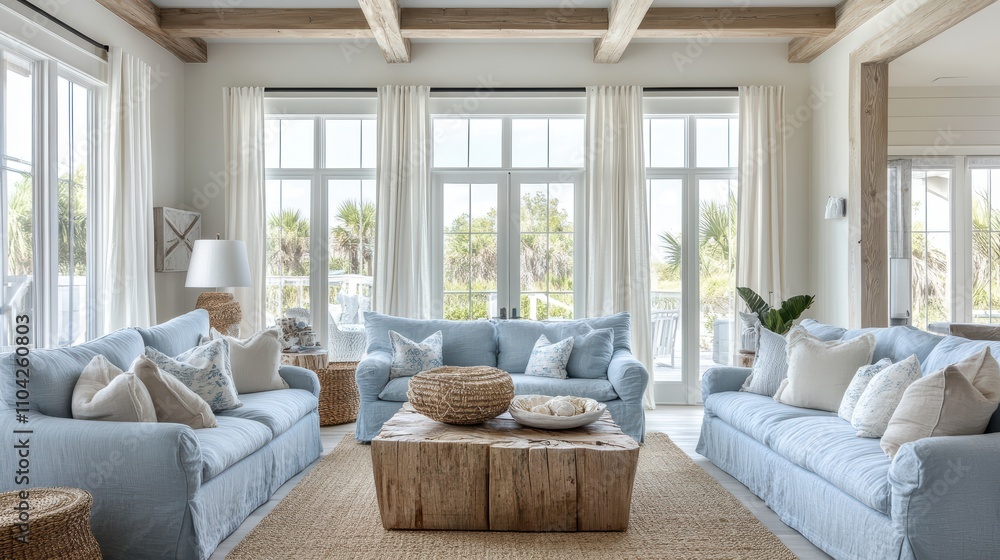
<box><xmin>698</xmin><ymin>319</ymin><xmax>1000</xmax><ymax>560</ymax></box>
<box><xmin>355</xmin><ymin>312</ymin><xmax>649</xmax><ymax>442</ymax></box>
<box><xmin>0</xmin><ymin>310</ymin><xmax>322</xmax><ymax>560</ymax></box>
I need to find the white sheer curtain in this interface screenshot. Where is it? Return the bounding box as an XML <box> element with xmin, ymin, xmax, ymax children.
<box><xmin>102</xmin><ymin>47</ymin><xmax>155</xmax><ymax>332</ymax></box>
<box><xmin>585</xmin><ymin>86</ymin><xmax>654</xmax><ymax>410</ymax></box>
<box><xmin>373</xmin><ymin>85</ymin><xmax>433</xmax><ymax>319</ymax></box>
<box><xmin>223</xmin><ymin>87</ymin><xmax>267</xmax><ymax>333</ymax></box>
<box><xmin>737</xmin><ymin>86</ymin><xmax>786</xmax><ymax>303</ymax></box>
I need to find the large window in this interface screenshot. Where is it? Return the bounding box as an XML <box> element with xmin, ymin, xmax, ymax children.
<box><xmin>646</xmin><ymin>113</ymin><xmax>738</xmax><ymax>401</ymax></box>
<box><xmin>264</xmin><ymin>114</ymin><xmax>376</xmax><ymax>346</ymax></box>
<box><xmin>886</xmin><ymin>156</ymin><xmax>1000</xmax><ymax>329</ymax></box>
<box><xmin>433</xmin><ymin>115</ymin><xmax>584</xmax><ymax>321</ymax></box>
<box><xmin>1</xmin><ymin>42</ymin><xmax>99</xmax><ymax>350</ymax></box>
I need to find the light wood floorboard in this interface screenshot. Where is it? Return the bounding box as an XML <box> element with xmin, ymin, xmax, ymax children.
<box><xmin>209</xmin><ymin>406</ymin><xmax>831</xmax><ymax>559</ymax></box>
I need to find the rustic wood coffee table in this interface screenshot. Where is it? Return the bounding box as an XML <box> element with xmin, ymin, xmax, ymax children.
<box><xmin>371</xmin><ymin>404</ymin><xmax>639</xmax><ymax>532</ymax></box>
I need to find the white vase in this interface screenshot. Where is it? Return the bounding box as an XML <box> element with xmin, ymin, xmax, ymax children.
<box><xmin>739</xmin><ymin>312</ymin><xmax>760</xmax><ymax>353</ymax></box>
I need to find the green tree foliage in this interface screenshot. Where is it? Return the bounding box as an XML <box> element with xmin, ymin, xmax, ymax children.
<box><xmin>657</xmin><ymin>192</ymin><xmax>736</xmax><ymax>347</ymax></box>
<box><xmin>971</xmin><ymin>192</ymin><xmax>1000</xmax><ymax>322</ymax></box>
<box><xmin>6</xmin><ymin>166</ymin><xmax>88</xmax><ymax>278</ymax></box>
<box><xmin>6</xmin><ymin>172</ymin><xmax>33</xmax><ymax>276</ymax></box>
<box><xmin>266</xmin><ymin>209</ymin><xmax>310</xmax><ymax>277</ymax></box>
<box><xmin>443</xmin><ymin>190</ymin><xmax>574</xmax><ymax>321</ymax></box>
<box><xmin>329</xmin><ymin>199</ymin><xmax>375</xmax><ymax>276</ymax></box>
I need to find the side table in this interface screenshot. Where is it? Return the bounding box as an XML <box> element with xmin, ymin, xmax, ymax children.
<box><xmin>736</xmin><ymin>351</ymin><xmax>756</xmax><ymax>368</ymax></box>
<box><xmin>0</xmin><ymin>487</ymin><xmax>102</xmax><ymax>559</ymax></box>
<box><xmin>281</xmin><ymin>350</ymin><xmax>360</xmax><ymax>426</ymax></box>
<box><xmin>280</xmin><ymin>348</ymin><xmax>328</xmax><ymax>371</ymax></box>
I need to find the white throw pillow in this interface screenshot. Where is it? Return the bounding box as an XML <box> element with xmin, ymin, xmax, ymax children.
<box><xmin>389</xmin><ymin>330</ymin><xmax>443</xmax><ymax>379</ymax></box>
<box><xmin>145</xmin><ymin>339</ymin><xmax>243</xmax><ymax>412</ymax></box>
<box><xmin>881</xmin><ymin>347</ymin><xmax>1000</xmax><ymax>459</ymax></box>
<box><xmin>525</xmin><ymin>335</ymin><xmax>575</xmax><ymax>379</ymax></box>
<box><xmin>132</xmin><ymin>355</ymin><xmax>217</xmax><ymax>429</ymax></box>
<box><xmin>71</xmin><ymin>355</ymin><xmax>156</xmax><ymax>423</ymax></box>
<box><xmin>202</xmin><ymin>328</ymin><xmax>289</xmax><ymax>393</ymax></box>
<box><xmin>838</xmin><ymin>358</ymin><xmax>893</xmax><ymax>422</ymax></box>
<box><xmin>741</xmin><ymin>327</ymin><xmax>788</xmax><ymax>397</ymax></box>
<box><xmin>773</xmin><ymin>327</ymin><xmax>876</xmax><ymax>412</ymax></box>
<box><xmin>851</xmin><ymin>355</ymin><xmax>922</xmax><ymax>438</ymax></box>
<box><xmin>338</xmin><ymin>293</ymin><xmax>361</xmax><ymax>324</ymax></box>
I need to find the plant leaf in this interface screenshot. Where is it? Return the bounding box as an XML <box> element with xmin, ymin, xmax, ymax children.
<box><xmin>737</xmin><ymin>287</ymin><xmax>771</xmax><ymax>317</ymax></box>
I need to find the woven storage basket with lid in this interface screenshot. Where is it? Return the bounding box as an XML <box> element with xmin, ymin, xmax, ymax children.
<box><xmin>407</xmin><ymin>366</ymin><xmax>514</xmax><ymax>425</ymax></box>
<box><xmin>0</xmin><ymin>486</ymin><xmax>101</xmax><ymax>560</ymax></box>
<box><xmin>316</xmin><ymin>361</ymin><xmax>360</xmax><ymax>426</ymax></box>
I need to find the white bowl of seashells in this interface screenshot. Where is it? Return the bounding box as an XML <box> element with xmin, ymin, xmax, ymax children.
<box><xmin>508</xmin><ymin>395</ymin><xmax>606</xmax><ymax>430</ymax></box>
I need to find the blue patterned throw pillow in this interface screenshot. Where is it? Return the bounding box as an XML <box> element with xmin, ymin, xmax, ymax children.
<box><xmin>144</xmin><ymin>339</ymin><xmax>243</xmax><ymax>412</ymax></box>
<box><xmin>525</xmin><ymin>335</ymin><xmax>575</xmax><ymax>379</ymax></box>
<box><xmin>389</xmin><ymin>330</ymin><xmax>444</xmax><ymax>379</ymax></box>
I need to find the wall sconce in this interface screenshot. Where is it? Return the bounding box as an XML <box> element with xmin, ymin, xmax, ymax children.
<box><xmin>824</xmin><ymin>197</ymin><xmax>846</xmax><ymax>219</ymax></box>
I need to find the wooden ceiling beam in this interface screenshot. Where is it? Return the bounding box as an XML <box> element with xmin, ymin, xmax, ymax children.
<box><xmin>400</xmin><ymin>8</ymin><xmax>609</xmax><ymax>38</ymax></box>
<box><xmin>152</xmin><ymin>6</ymin><xmax>843</xmax><ymax>61</ymax></box>
<box><xmin>93</xmin><ymin>0</ymin><xmax>207</xmax><ymax>63</ymax></box>
<box><xmin>161</xmin><ymin>9</ymin><xmax>371</xmax><ymax>39</ymax></box>
<box><xmin>636</xmin><ymin>7</ymin><xmax>836</xmax><ymax>38</ymax></box>
<box><xmin>788</xmin><ymin>0</ymin><xmax>894</xmax><ymax>63</ymax></box>
<box><xmin>358</xmin><ymin>0</ymin><xmax>410</xmax><ymax>63</ymax></box>
<box><xmin>594</xmin><ymin>0</ymin><xmax>654</xmax><ymax>64</ymax></box>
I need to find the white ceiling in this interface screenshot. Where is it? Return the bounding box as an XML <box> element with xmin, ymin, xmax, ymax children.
<box><xmin>890</xmin><ymin>3</ymin><xmax>1000</xmax><ymax>87</ymax></box>
<box><xmin>152</xmin><ymin>0</ymin><xmax>840</xmax><ymax>9</ymax></box>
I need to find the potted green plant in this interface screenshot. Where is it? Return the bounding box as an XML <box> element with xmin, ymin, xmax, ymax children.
<box><xmin>737</xmin><ymin>287</ymin><xmax>815</xmax><ymax>335</ymax></box>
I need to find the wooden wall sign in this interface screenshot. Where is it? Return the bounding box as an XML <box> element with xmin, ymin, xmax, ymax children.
<box><xmin>154</xmin><ymin>207</ymin><xmax>201</xmax><ymax>272</ymax></box>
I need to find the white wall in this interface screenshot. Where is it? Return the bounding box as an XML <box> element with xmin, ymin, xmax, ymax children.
<box><xmin>888</xmin><ymin>86</ymin><xmax>1000</xmax><ymax>153</ymax></box>
<box><xmin>41</xmin><ymin>0</ymin><xmax>188</xmax><ymax>324</ymax></box>
<box><xmin>183</xmin><ymin>40</ymin><xmax>813</xmax><ymax>321</ymax></box>
<box><xmin>807</xmin><ymin>1</ymin><xmax>918</xmax><ymax>327</ymax></box>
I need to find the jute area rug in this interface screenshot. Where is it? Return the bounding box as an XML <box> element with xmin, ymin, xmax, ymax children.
<box><xmin>227</xmin><ymin>432</ymin><xmax>795</xmax><ymax>560</ymax></box>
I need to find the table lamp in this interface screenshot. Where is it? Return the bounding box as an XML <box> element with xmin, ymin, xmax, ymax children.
<box><xmin>185</xmin><ymin>237</ymin><xmax>252</xmax><ymax>336</ymax></box>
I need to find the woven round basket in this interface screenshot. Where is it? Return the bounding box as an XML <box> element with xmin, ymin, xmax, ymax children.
<box><xmin>407</xmin><ymin>366</ymin><xmax>515</xmax><ymax>425</ymax></box>
<box><xmin>0</xmin><ymin>487</ymin><xmax>102</xmax><ymax>560</ymax></box>
<box><xmin>317</xmin><ymin>362</ymin><xmax>360</xmax><ymax>426</ymax></box>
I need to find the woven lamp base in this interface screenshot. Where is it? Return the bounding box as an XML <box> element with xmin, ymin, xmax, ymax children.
<box><xmin>196</xmin><ymin>292</ymin><xmax>242</xmax><ymax>336</ymax></box>
<box><xmin>317</xmin><ymin>362</ymin><xmax>360</xmax><ymax>426</ymax></box>
<box><xmin>407</xmin><ymin>366</ymin><xmax>514</xmax><ymax>425</ymax></box>
<box><xmin>0</xmin><ymin>487</ymin><xmax>102</xmax><ymax>560</ymax></box>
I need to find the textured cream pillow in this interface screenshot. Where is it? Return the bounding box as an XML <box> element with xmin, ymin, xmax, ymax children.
<box><xmin>881</xmin><ymin>347</ymin><xmax>1000</xmax><ymax>459</ymax></box>
<box><xmin>132</xmin><ymin>355</ymin><xmax>217</xmax><ymax>429</ymax></box>
<box><xmin>202</xmin><ymin>328</ymin><xmax>288</xmax><ymax>393</ymax></box>
<box><xmin>838</xmin><ymin>358</ymin><xmax>892</xmax><ymax>422</ymax></box>
<box><xmin>851</xmin><ymin>354</ymin><xmax>922</xmax><ymax>438</ymax></box>
<box><xmin>72</xmin><ymin>355</ymin><xmax>156</xmax><ymax>423</ymax></box>
<box><xmin>773</xmin><ymin>327</ymin><xmax>876</xmax><ymax>412</ymax></box>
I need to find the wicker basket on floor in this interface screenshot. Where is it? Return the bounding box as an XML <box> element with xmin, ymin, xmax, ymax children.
<box><xmin>317</xmin><ymin>362</ymin><xmax>360</xmax><ymax>426</ymax></box>
<box><xmin>0</xmin><ymin>487</ymin><xmax>102</xmax><ymax>560</ymax></box>
<box><xmin>408</xmin><ymin>366</ymin><xmax>515</xmax><ymax>425</ymax></box>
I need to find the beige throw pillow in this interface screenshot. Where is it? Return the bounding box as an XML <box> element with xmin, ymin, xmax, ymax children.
<box><xmin>132</xmin><ymin>355</ymin><xmax>217</xmax><ymax>429</ymax></box>
<box><xmin>881</xmin><ymin>347</ymin><xmax>1000</xmax><ymax>459</ymax></box>
<box><xmin>773</xmin><ymin>327</ymin><xmax>876</xmax><ymax>412</ymax></box>
<box><xmin>72</xmin><ymin>355</ymin><xmax>156</xmax><ymax>423</ymax></box>
<box><xmin>202</xmin><ymin>328</ymin><xmax>289</xmax><ymax>393</ymax></box>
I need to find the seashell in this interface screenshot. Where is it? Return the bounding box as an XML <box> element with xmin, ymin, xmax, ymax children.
<box><xmin>548</xmin><ymin>400</ymin><xmax>577</xmax><ymax>417</ymax></box>
<box><xmin>530</xmin><ymin>404</ymin><xmax>552</xmax><ymax>415</ymax></box>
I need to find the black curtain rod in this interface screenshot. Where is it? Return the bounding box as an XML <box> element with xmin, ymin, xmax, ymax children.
<box><xmin>265</xmin><ymin>86</ymin><xmax>738</xmax><ymax>93</ymax></box>
<box><xmin>17</xmin><ymin>0</ymin><xmax>109</xmax><ymax>52</ymax></box>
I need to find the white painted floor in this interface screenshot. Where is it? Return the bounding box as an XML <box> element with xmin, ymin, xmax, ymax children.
<box><xmin>209</xmin><ymin>406</ymin><xmax>831</xmax><ymax>560</ymax></box>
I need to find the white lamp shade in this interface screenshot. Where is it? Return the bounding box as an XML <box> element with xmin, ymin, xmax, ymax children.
<box><xmin>185</xmin><ymin>240</ymin><xmax>252</xmax><ymax>288</ymax></box>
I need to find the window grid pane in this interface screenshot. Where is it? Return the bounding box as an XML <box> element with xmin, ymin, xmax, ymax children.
<box><xmin>443</xmin><ymin>183</ymin><xmax>498</xmax><ymax>320</ymax></box>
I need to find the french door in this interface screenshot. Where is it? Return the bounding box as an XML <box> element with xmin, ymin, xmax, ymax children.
<box><xmin>650</xmin><ymin>174</ymin><xmax>738</xmax><ymax>404</ymax></box>
<box><xmin>434</xmin><ymin>171</ymin><xmax>584</xmax><ymax>321</ymax></box>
